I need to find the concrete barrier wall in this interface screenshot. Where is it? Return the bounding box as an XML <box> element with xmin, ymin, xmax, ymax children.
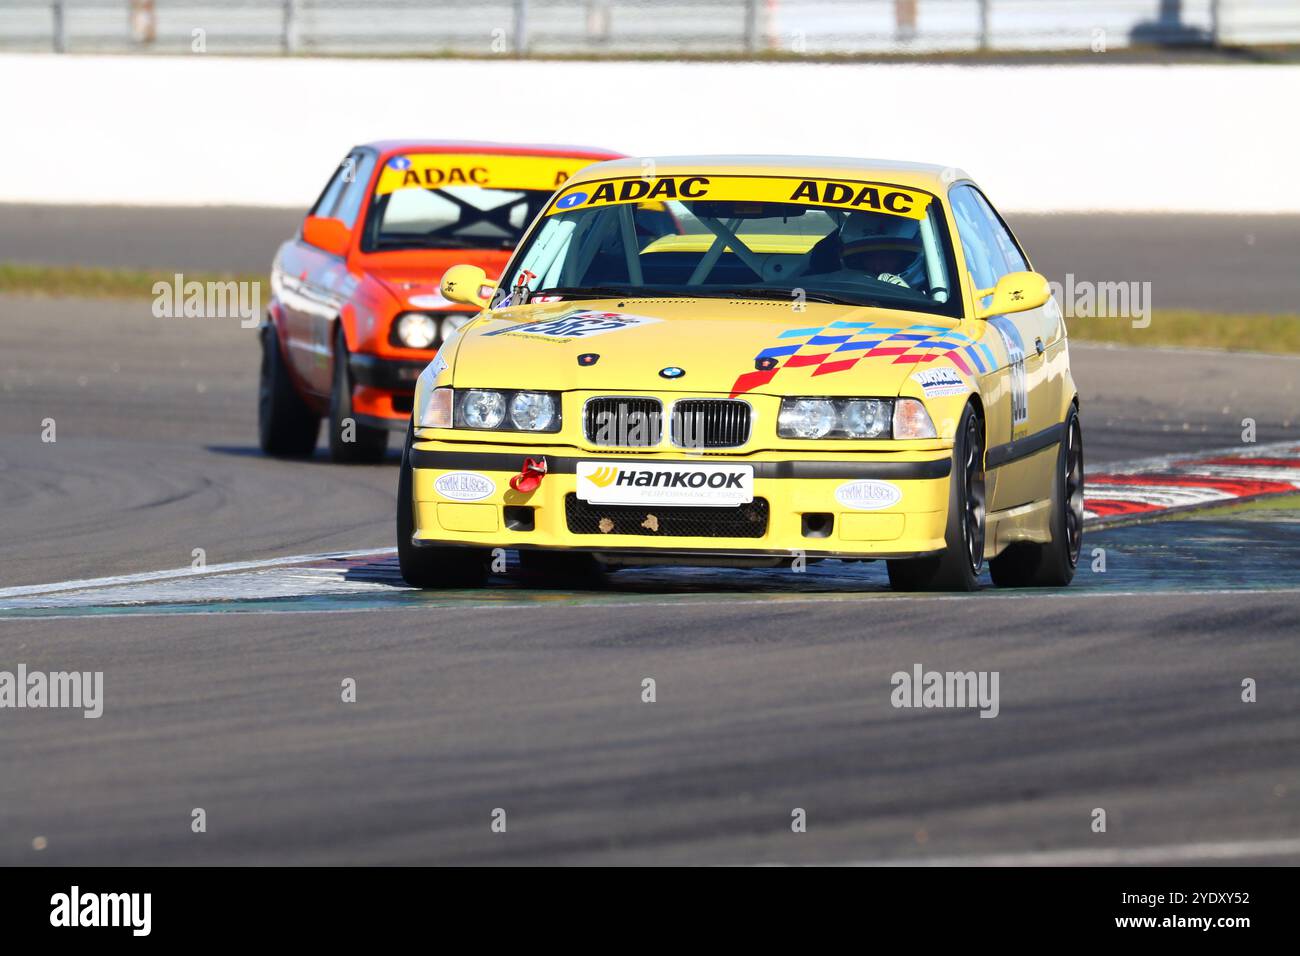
<box><xmin>1</xmin><ymin>53</ymin><xmax>1296</xmax><ymax>212</ymax></box>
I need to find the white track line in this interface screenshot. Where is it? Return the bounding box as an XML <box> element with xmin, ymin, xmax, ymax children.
<box><xmin>0</xmin><ymin>548</ymin><xmax>395</xmax><ymax>599</ymax></box>
<box><xmin>836</xmin><ymin>836</ymin><xmax>1300</xmax><ymax>867</ymax></box>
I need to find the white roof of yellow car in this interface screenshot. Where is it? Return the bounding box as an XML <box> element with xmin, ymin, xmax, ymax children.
<box><xmin>566</xmin><ymin>155</ymin><xmax>971</xmax><ymax>192</ymax></box>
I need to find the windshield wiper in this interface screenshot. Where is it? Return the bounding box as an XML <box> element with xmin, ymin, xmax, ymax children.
<box><xmin>696</xmin><ymin>286</ymin><xmax>878</xmax><ymax>308</ymax></box>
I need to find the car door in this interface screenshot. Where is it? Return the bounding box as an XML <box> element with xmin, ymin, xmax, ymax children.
<box><xmin>311</xmin><ymin>150</ymin><xmax>376</xmax><ymax>391</ymax></box>
<box><xmin>282</xmin><ymin>151</ymin><xmax>375</xmax><ymax>396</ymax></box>
<box><xmin>949</xmin><ymin>184</ymin><xmax>1056</xmax><ymax>510</ymax></box>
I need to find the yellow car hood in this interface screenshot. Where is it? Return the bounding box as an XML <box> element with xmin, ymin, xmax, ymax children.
<box><xmin>450</xmin><ymin>298</ymin><xmax>977</xmax><ymax>398</ymax></box>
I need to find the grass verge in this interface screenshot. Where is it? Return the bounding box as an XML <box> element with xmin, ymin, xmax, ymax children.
<box><xmin>1067</xmin><ymin>310</ymin><xmax>1300</xmax><ymax>354</ymax></box>
<box><xmin>1176</xmin><ymin>491</ymin><xmax>1300</xmax><ymax>521</ymax></box>
<box><xmin>0</xmin><ymin>262</ymin><xmax>264</xmax><ymax>299</ymax></box>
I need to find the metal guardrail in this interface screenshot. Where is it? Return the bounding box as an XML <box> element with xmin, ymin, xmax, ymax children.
<box><xmin>3</xmin><ymin>0</ymin><xmax>1299</xmax><ymax>56</ymax></box>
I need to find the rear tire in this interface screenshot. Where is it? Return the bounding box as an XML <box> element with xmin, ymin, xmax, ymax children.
<box><xmin>258</xmin><ymin>324</ymin><xmax>320</xmax><ymax>458</ymax></box>
<box><xmin>328</xmin><ymin>327</ymin><xmax>389</xmax><ymax>464</ymax></box>
<box><xmin>989</xmin><ymin>404</ymin><xmax>1084</xmax><ymax>588</ymax></box>
<box><xmin>886</xmin><ymin>403</ymin><xmax>985</xmax><ymax>593</ymax></box>
<box><xmin>396</xmin><ymin>424</ymin><xmax>487</xmax><ymax>589</ymax></box>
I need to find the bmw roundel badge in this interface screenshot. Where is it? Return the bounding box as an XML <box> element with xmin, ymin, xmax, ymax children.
<box><xmin>659</xmin><ymin>366</ymin><xmax>685</xmax><ymax>379</ymax></box>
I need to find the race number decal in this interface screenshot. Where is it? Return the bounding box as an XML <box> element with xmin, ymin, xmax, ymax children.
<box><xmin>485</xmin><ymin>309</ymin><xmax>661</xmax><ymax>342</ymax></box>
<box><xmin>988</xmin><ymin>317</ymin><xmax>1029</xmax><ymax>428</ymax></box>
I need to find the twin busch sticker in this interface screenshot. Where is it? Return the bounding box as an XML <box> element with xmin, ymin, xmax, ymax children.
<box><xmin>434</xmin><ymin>472</ymin><xmax>495</xmax><ymax>501</ymax></box>
<box><xmin>835</xmin><ymin>479</ymin><xmax>903</xmax><ymax>511</ymax></box>
<box><xmin>913</xmin><ymin>367</ymin><xmax>966</xmax><ymax>398</ymax></box>
<box><xmin>485</xmin><ymin>309</ymin><xmax>661</xmax><ymax>342</ymax></box>
<box><xmin>577</xmin><ymin>461</ymin><xmax>753</xmax><ymax>507</ymax></box>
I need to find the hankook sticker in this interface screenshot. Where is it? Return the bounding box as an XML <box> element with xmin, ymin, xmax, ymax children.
<box><xmin>577</xmin><ymin>461</ymin><xmax>753</xmax><ymax>507</ymax></box>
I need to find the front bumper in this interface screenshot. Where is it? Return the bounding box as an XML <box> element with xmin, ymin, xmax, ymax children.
<box><xmin>348</xmin><ymin>355</ymin><xmax>427</xmax><ymax>431</ymax></box>
<box><xmin>349</xmin><ymin>354</ymin><xmax>428</xmax><ymax>390</ymax></box>
<box><xmin>409</xmin><ymin>440</ymin><xmax>956</xmax><ymax>565</ymax></box>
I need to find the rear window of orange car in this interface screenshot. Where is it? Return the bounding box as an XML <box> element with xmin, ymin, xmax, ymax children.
<box><xmin>361</xmin><ymin>152</ymin><xmax>594</xmax><ymax>253</ymax></box>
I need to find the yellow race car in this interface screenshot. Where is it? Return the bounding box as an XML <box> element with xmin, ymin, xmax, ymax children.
<box><xmin>398</xmin><ymin>156</ymin><xmax>1083</xmax><ymax>592</ymax></box>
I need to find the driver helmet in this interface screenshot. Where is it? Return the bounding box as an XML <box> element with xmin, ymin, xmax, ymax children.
<box><xmin>838</xmin><ymin>214</ymin><xmax>925</xmax><ymax>284</ymax></box>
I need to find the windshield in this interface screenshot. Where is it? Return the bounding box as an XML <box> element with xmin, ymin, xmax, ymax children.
<box><xmin>360</xmin><ymin>152</ymin><xmax>595</xmax><ymax>253</ymax></box>
<box><xmin>498</xmin><ymin>174</ymin><xmax>961</xmax><ymax>317</ymax></box>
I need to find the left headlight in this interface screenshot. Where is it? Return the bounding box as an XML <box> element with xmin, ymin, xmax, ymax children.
<box><xmin>778</xmin><ymin>397</ymin><xmax>893</xmax><ymax>439</ymax></box>
<box><xmin>455</xmin><ymin>389</ymin><xmax>561</xmax><ymax>433</ymax></box>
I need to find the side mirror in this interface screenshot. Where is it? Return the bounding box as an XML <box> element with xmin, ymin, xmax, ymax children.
<box><xmin>302</xmin><ymin>216</ymin><xmax>350</xmax><ymax>257</ymax></box>
<box><xmin>440</xmin><ymin>264</ymin><xmax>496</xmax><ymax>308</ymax></box>
<box><xmin>975</xmin><ymin>270</ymin><xmax>1051</xmax><ymax>319</ymax></box>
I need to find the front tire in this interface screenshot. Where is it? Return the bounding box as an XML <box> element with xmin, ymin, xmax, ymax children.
<box><xmin>886</xmin><ymin>403</ymin><xmax>986</xmax><ymax>593</ymax></box>
<box><xmin>328</xmin><ymin>327</ymin><xmax>389</xmax><ymax>464</ymax></box>
<box><xmin>989</xmin><ymin>404</ymin><xmax>1084</xmax><ymax>588</ymax></box>
<box><xmin>258</xmin><ymin>324</ymin><xmax>320</xmax><ymax>458</ymax></box>
<box><xmin>396</xmin><ymin>424</ymin><xmax>487</xmax><ymax>589</ymax></box>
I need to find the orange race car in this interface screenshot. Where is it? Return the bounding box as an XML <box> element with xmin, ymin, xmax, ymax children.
<box><xmin>258</xmin><ymin>140</ymin><xmax>623</xmax><ymax>462</ymax></box>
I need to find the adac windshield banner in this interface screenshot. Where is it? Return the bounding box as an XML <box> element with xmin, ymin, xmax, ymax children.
<box><xmin>374</xmin><ymin>154</ymin><xmax>592</xmax><ymax>196</ymax></box>
<box><xmin>546</xmin><ymin>175</ymin><xmax>934</xmax><ymax>220</ymax></box>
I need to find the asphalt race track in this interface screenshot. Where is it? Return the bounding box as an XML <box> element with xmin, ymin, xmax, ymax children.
<box><xmin>1</xmin><ymin>261</ymin><xmax>1298</xmax><ymax>862</ymax></box>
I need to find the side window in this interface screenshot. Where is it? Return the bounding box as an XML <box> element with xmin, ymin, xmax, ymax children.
<box><xmin>332</xmin><ymin>152</ymin><xmax>377</xmax><ymax>229</ymax></box>
<box><xmin>309</xmin><ymin>155</ymin><xmax>356</xmax><ymax>219</ymax></box>
<box><xmin>949</xmin><ymin>184</ymin><xmax>1006</xmax><ymax>291</ymax></box>
<box><xmin>969</xmin><ymin>188</ymin><xmax>1028</xmax><ymax>273</ymax></box>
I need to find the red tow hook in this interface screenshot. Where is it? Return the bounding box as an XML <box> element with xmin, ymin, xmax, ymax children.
<box><xmin>509</xmin><ymin>457</ymin><xmax>548</xmax><ymax>493</ymax></box>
